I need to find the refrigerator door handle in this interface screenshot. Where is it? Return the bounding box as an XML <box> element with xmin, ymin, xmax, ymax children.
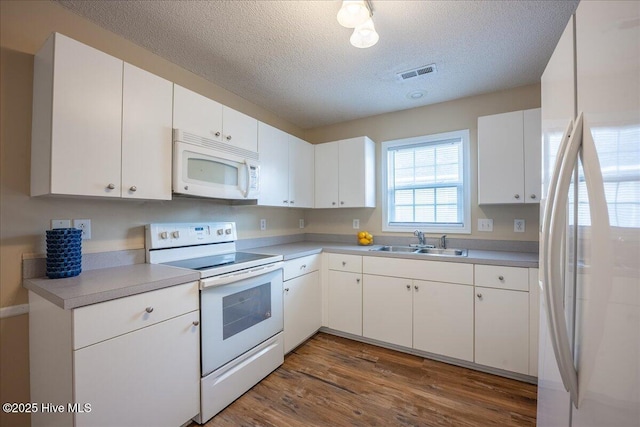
<box><xmin>546</xmin><ymin>112</ymin><xmax>583</xmax><ymax>408</ymax></box>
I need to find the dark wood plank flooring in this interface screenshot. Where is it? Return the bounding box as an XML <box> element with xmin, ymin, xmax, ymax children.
<box><xmin>192</xmin><ymin>333</ymin><xmax>537</xmax><ymax>426</ymax></box>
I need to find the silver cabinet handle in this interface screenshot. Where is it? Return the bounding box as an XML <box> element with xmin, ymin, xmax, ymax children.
<box><xmin>300</xmin><ymin>265</ymin><xmax>307</xmax><ymax>270</ymax></box>
<box><xmin>530</xmin><ymin>194</ymin><xmax>537</xmax><ymax>199</ymax></box>
<box><xmin>514</xmin><ymin>194</ymin><xmax>520</xmax><ymax>199</ymax></box>
<box><xmin>498</xmin><ymin>275</ymin><xmax>504</xmax><ymax>281</ymax></box>
<box><xmin>226</xmin><ymin>135</ymin><xmax>232</xmax><ymax>141</ymax></box>
<box><xmin>107</xmin><ymin>183</ymin><xmax>115</xmax><ymax>190</ymax></box>
<box><xmin>290</xmin><ymin>200</ymin><xmax>294</xmax><ymax>204</ymax></box>
<box><xmin>476</xmin><ymin>293</ymin><xmax>483</xmax><ymax>299</ymax></box>
<box><xmin>356</xmin><ymin>278</ymin><xmax>360</xmax><ymax>283</ymax></box>
<box><xmin>215</xmin><ymin>131</ymin><xmax>221</xmax><ymax>137</ymax></box>
<box><xmin>192</xmin><ymin>320</ymin><xmax>200</xmax><ymax>326</ymax></box>
<box><xmin>342</xmin><ymin>261</ymin><xmax>346</xmax><ymax>266</ymax></box>
<box><xmin>129</xmin><ymin>186</ymin><xmax>137</xmax><ymax>192</ymax></box>
<box><xmin>406</xmin><ymin>284</ymin><xmax>410</xmax><ymax>290</ymax></box>
<box><xmin>340</xmin><ymin>201</ymin><xmax>344</xmax><ymax>205</ymax></box>
<box><xmin>414</xmin><ymin>285</ymin><xmax>419</xmax><ymax>291</ymax></box>
<box><xmin>283</xmin><ymin>200</ymin><xmax>288</xmax><ymax>204</ymax></box>
<box><xmin>284</xmin><ymin>288</ymin><xmax>290</xmax><ymax>292</ymax></box>
<box><xmin>145</xmin><ymin>307</ymin><xmax>154</xmax><ymax>313</ymax></box>
<box><xmin>332</xmin><ymin>202</ymin><xmax>336</xmax><ymax>205</ymax></box>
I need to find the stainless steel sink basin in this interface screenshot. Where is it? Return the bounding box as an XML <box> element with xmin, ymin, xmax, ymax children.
<box><xmin>371</xmin><ymin>245</ymin><xmax>417</xmax><ymax>253</ymax></box>
<box><xmin>370</xmin><ymin>246</ymin><xmax>467</xmax><ymax>257</ymax></box>
<box><xmin>415</xmin><ymin>248</ymin><xmax>468</xmax><ymax>257</ymax></box>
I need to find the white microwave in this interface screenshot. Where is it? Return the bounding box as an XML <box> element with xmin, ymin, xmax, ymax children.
<box><xmin>173</xmin><ymin>129</ymin><xmax>259</xmax><ymax>200</ymax></box>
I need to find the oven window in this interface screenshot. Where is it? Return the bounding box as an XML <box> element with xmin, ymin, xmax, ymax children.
<box><xmin>222</xmin><ymin>282</ymin><xmax>271</xmax><ymax>340</ymax></box>
<box><xmin>188</xmin><ymin>158</ymin><xmax>238</xmax><ymax>186</ymax></box>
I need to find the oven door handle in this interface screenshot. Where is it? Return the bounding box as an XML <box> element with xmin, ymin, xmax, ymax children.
<box><xmin>200</xmin><ymin>261</ymin><xmax>284</xmax><ymax>289</ymax></box>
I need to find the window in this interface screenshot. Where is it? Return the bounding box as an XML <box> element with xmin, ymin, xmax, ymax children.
<box><xmin>382</xmin><ymin>130</ymin><xmax>471</xmax><ymax>233</ymax></box>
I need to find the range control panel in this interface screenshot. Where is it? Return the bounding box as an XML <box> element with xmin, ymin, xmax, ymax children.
<box><xmin>145</xmin><ymin>222</ymin><xmax>237</xmax><ymax>249</ymax></box>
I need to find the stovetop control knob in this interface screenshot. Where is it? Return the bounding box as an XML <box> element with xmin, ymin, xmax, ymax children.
<box><xmin>217</xmin><ymin>229</ymin><xmax>224</xmax><ymax>235</ymax></box>
<box><xmin>172</xmin><ymin>231</ymin><xmax>180</xmax><ymax>239</ymax></box>
<box><xmin>225</xmin><ymin>228</ymin><xmax>232</xmax><ymax>235</ymax></box>
<box><xmin>160</xmin><ymin>231</ymin><xmax>168</xmax><ymax>239</ymax></box>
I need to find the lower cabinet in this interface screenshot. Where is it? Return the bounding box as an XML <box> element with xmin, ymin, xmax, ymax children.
<box><xmin>362</xmin><ymin>274</ymin><xmax>412</xmax><ymax>347</ymax></box>
<box><xmin>328</xmin><ymin>270</ymin><xmax>363</xmax><ymax>336</ymax></box>
<box><xmin>29</xmin><ymin>281</ymin><xmax>200</xmax><ymax>427</ymax></box>
<box><xmin>283</xmin><ymin>255</ymin><xmax>321</xmax><ymax>353</ymax></box>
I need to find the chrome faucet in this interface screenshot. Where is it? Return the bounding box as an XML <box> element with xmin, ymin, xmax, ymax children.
<box><xmin>440</xmin><ymin>234</ymin><xmax>447</xmax><ymax>249</ymax></box>
<box><xmin>414</xmin><ymin>230</ymin><xmax>426</xmax><ymax>246</ymax></box>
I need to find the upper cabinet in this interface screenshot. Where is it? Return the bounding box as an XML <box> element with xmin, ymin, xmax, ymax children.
<box><xmin>314</xmin><ymin>136</ymin><xmax>375</xmax><ymax>208</ymax></box>
<box><xmin>257</xmin><ymin>123</ymin><xmax>314</xmax><ymax>208</ymax></box>
<box><xmin>173</xmin><ymin>85</ymin><xmax>258</xmax><ymax>152</ymax></box>
<box><xmin>477</xmin><ymin>108</ymin><xmax>541</xmax><ymax>204</ymax></box>
<box><xmin>31</xmin><ymin>33</ymin><xmax>172</xmax><ymax>200</ymax></box>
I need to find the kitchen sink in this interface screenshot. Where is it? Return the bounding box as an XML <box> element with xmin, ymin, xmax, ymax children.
<box><xmin>370</xmin><ymin>246</ymin><xmax>468</xmax><ymax>257</ymax></box>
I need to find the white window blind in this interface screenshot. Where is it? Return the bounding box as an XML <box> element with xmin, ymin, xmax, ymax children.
<box><xmin>382</xmin><ymin>130</ymin><xmax>471</xmax><ymax>233</ymax></box>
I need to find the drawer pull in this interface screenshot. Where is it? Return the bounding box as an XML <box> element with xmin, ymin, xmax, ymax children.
<box><xmin>192</xmin><ymin>320</ymin><xmax>200</xmax><ymax>326</ymax></box>
<box><xmin>406</xmin><ymin>284</ymin><xmax>410</xmax><ymax>290</ymax></box>
<box><xmin>414</xmin><ymin>285</ymin><xmax>419</xmax><ymax>291</ymax></box>
<box><xmin>477</xmin><ymin>293</ymin><xmax>483</xmax><ymax>300</ymax></box>
<box><xmin>145</xmin><ymin>307</ymin><xmax>154</xmax><ymax>313</ymax></box>
<box><xmin>342</xmin><ymin>261</ymin><xmax>346</xmax><ymax>266</ymax></box>
<box><xmin>356</xmin><ymin>278</ymin><xmax>360</xmax><ymax>284</ymax></box>
<box><xmin>300</xmin><ymin>264</ymin><xmax>307</xmax><ymax>270</ymax></box>
<box><xmin>498</xmin><ymin>275</ymin><xmax>504</xmax><ymax>281</ymax></box>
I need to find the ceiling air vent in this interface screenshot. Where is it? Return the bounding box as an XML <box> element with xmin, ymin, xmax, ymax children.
<box><xmin>397</xmin><ymin>64</ymin><xmax>437</xmax><ymax>80</ymax></box>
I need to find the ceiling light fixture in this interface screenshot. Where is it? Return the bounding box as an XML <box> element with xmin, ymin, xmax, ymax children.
<box><xmin>337</xmin><ymin>1</ymin><xmax>379</xmax><ymax>49</ymax></box>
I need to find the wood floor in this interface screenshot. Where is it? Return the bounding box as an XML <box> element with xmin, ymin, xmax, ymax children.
<box><xmin>193</xmin><ymin>333</ymin><xmax>537</xmax><ymax>426</ymax></box>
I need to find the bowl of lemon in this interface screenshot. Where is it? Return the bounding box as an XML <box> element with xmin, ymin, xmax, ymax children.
<box><xmin>357</xmin><ymin>231</ymin><xmax>374</xmax><ymax>246</ymax></box>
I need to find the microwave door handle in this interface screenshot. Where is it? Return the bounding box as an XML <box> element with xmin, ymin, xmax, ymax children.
<box><xmin>243</xmin><ymin>161</ymin><xmax>250</xmax><ymax>198</ymax></box>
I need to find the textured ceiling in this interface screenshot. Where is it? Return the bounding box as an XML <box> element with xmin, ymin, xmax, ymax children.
<box><xmin>56</xmin><ymin>0</ymin><xmax>579</xmax><ymax>129</ymax></box>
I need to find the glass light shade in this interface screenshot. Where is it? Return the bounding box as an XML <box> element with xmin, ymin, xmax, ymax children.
<box><xmin>337</xmin><ymin>1</ymin><xmax>369</xmax><ymax>28</ymax></box>
<box><xmin>350</xmin><ymin>18</ymin><xmax>379</xmax><ymax>48</ymax></box>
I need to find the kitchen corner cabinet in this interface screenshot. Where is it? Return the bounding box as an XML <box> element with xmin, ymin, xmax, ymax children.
<box><xmin>257</xmin><ymin>123</ymin><xmax>314</xmax><ymax>208</ymax></box>
<box><xmin>477</xmin><ymin>108</ymin><xmax>541</xmax><ymax>204</ymax></box>
<box><xmin>327</xmin><ymin>254</ymin><xmax>363</xmax><ymax>335</ymax></box>
<box><xmin>29</xmin><ymin>282</ymin><xmax>200</xmax><ymax>427</ymax></box>
<box><xmin>173</xmin><ymin>84</ymin><xmax>258</xmax><ymax>152</ymax></box>
<box><xmin>314</xmin><ymin>136</ymin><xmax>375</xmax><ymax>208</ymax></box>
<box><xmin>31</xmin><ymin>33</ymin><xmax>172</xmax><ymax>200</ymax></box>
<box><xmin>283</xmin><ymin>255</ymin><xmax>321</xmax><ymax>353</ymax></box>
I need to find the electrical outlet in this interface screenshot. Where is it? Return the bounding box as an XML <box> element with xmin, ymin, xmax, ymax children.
<box><xmin>73</xmin><ymin>219</ymin><xmax>92</xmax><ymax>240</ymax></box>
<box><xmin>51</xmin><ymin>219</ymin><xmax>71</xmax><ymax>229</ymax></box>
<box><xmin>299</xmin><ymin>219</ymin><xmax>304</xmax><ymax>229</ymax></box>
<box><xmin>353</xmin><ymin>219</ymin><xmax>360</xmax><ymax>229</ymax></box>
<box><xmin>514</xmin><ymin>219</ymin><xmax>525</xmax><ymax>232</ymax></box>
<box><xmin>260</xmin><ymin>219</ymin><xmax>267</xmax><ymax>231</ymax></box>
<box><xmin>478</xmin><ymin>218</ymin><xmax>493</xmax><ymax>232</ymax></box>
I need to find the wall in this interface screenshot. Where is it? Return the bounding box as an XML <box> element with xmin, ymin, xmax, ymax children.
<box><xmin>303</xmin><ymin>84</ymin><xmax>541</xmax><ymax>242</ymax></box>
<box><xmin>0</xmin><ymin>2</ymin><xmax>306</xmax><ymax>425</ymax></box>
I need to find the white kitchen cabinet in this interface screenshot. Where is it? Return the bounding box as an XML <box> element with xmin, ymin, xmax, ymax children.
<box><xmin>327</xmin><ymin>254</ymin><xmax>362</xmax><ymax>336</ymax></box>
<box><xmin>528</xmin><ymin>268</ymin><xmax>539</xmax><ymax>377</ymax></box>
<box><xmin>283</xmin><ymin>255</ymin><xmax>321</xmax><ymax>353</ymax></box>
<box><xmin>413</xmin><ymin>280</ymin><xmax>474</xmax><ymax>362</ymax></box>
<box><xmin>477</xmin><ymin>108</ymin><xmax>541</xmax><ymax>204</ymax></box>
<box><xmin>31</xmin><ymin>33</ymin><xmax>172</xmax><ymax>200</ymax></box>
<box><xmin>362</xmin><ymin>274</ymin><xmax>412</xmax><ymax>347</ymax></box>
<box><xmin>173</xmin><ymin>84</ymin><xmax>257</xmax><ymax>152</ymax></box>
<box><xmin>474</xmin><ymin>264</ymin><xmax>531</xmax><ymax>375</ymax></box>
<box><xmin>258</xmin><ymin>123</ymin><xmax>314</xmax><ymax>208</ymax></box>
<box><xmin>29</xmin><ymin>282</ymin><xmax>200</xmax><ymax>427</ymax></box>
<box><xmin>121</xmin><ymin>63</ymin><xmax>173</xmax><ymax>200</ymax></box>
<box><xmin>314</xmin><ymin>136</ymin><xmax>375</xmax><ymax>208</ymax></box>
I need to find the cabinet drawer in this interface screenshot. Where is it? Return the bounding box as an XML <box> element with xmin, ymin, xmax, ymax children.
<box><xmin>73</xmin><ymin>281</ymin><xmax>199</xmax><ymax>349</ymax></box>
<box><xmin>284</xmin><ymin>254</ymin><xmax>321</xmax><ymax>281</ymax></box>
<box><xmin>474</xmin><ymin>265</ymin><xmax>529</xmax><ymax>291</ymax></box>
<box><xmin>328</xmin><ymin>253</ymin><xmax>362</xmax><ymax>273</ymax></box>
<box><xmin>363</xmin><ymin>256</ymin><xmax>473</xmax><ymax>285</ymax></box>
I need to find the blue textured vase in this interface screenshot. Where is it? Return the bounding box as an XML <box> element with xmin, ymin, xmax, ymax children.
<box><xmin>46</xmin><ymin>228</ymin><xmax>82</xmax><ymax>279</ymax></box>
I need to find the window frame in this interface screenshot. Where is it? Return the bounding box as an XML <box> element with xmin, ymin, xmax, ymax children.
<box><xmin>381</xmin><ymin>129</ymin><xmax>471</xmax><ymax>234</ymax></box>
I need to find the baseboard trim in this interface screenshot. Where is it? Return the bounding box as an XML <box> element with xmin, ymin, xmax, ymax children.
<box><xmin>0</xmin><ymin>304</ymin><xmax>29</xmax><ymax>319</ymax></box>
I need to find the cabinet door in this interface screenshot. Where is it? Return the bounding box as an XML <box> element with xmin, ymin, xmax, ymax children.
<box><xmin>74</xmin><ymin>311</ymin><xmax>200</xmax><ymax>427</ymax></box>
<box><xmin>339</xmin><ymin>137</ymin><xmax>375</xmax><ymax>207</ymax></box>
<box><xmin>314</xmin><ymin>142</ymin><xmax>339</xmax><ymax>208</ymax></box>
<box><xmin>257</xmin><ymin>122</ymin><xmax>289</xmax><ymax>206</ymax></box>
<box><xmin>222</xmin><ymin>106</ymin><xmax>258</xmax><ymax>152</ymax></box>
<box><xmin>523</xmin><ymin>108</ymin><xmax>542</xmax><ymax>204</ymax></box>
<box><xmin>413</xmin><ymin>280</ymin><xmax>474</xmax><ymax>362</ymax></box>
<box><xmin>478</xmin><ymin>110</ymin><xmax>525</xmax><ymax>204</ymax></box>
<box><xmin>121</xmin><ymin>63</ymin><xmax>173</xmax><ymax>200</ymax></box>
<box><xmin>173</xmin><ymin>84</ymin><xmax>223</xmax><ymax>141</ymax></box>
<box><xmin>475</xmin><ymin>287</ymin><xmax>529</xmax><ymax>374</ymax></box>
<box><xmin>50</xmin><ymin>33</ymin><xmax>123</xmax><ymax>197</ymax></box>
<box><xmin>327</xmin><ymin>270</ymin><xmax>362</xmax><ymax>335</ymax></box>
<box><xmin>288</xmin><ymin>135</ymin><xmax>314</xmax><ymax>208</ymax></box>
<box><xmin>283</xmin><ymin>271</ymin><xmax>321</xmax><ymax>353</ymax></box>
<box><xmin>362</xmin><ymin>274</ymin><xmax>412</xmax><ymax>347</ymax></box>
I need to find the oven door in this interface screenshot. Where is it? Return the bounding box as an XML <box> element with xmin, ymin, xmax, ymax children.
<box><xmin>173</xmin><ymin>139</ymin><xmax>259</xmax><ymax>200</ymax></box>
<box><xmin>200</xmin><ymin>267</ymin><xmax>283</xmax><ymax>376</ymax></box>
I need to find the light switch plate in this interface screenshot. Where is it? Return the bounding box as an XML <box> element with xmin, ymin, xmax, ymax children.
<box><xmin>51</xmin><ymin>219</ymin><xmax>71</xmax><ymax>229</ymax></box>
<box><xmin>299</xmin><ymin>219</ymin><xmax>304</xmax><ymax>229</ymax></box>
<box><xmin>353</xmin><ymin>219</ymin><xmax>360</xmax><ymax>229</ymax></box>
<box><xmin>514</xmin><ymin>219</ymin><xmax>525</xmax><ymax>232</ymax></box>
<box><xmin>478</xmin><ymin>218</ymin><xmax>493</xmax><ymax>232</ymax></box>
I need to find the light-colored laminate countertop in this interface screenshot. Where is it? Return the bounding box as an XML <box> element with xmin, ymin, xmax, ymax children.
<box><xmin>23</xmin><ymin>264</ymin><xmax>200</xmax><ymax>310</ymax></box>
<box><xmin>249</xmin><ymin>241</ymin><xmax>539</xmax><ymax>268</ymax></box>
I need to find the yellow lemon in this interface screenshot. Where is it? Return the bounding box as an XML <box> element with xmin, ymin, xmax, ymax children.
<box><xmin>365</xmin><ymin>232</ymin><xmax>373</xmax><ymax>240</ymax></box>
<box><xmin>359</xmin><ymin>238</ymin><xmax>370</xmax><ymax>245</ymax></box>
<box><xmin>358</xmin><ymin>231</ymin><xmax>366</xmax><ymax>239</ymax></box>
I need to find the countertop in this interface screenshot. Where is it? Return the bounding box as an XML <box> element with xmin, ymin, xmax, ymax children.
<box><xmin>248</xmin><ymin>241</ymin><xmax>539</xmax><ymax>268</ymax></box>
<box><xmin>24</xmin><ymin>264</ymin><xmax>200</xmax><ymax>310</ymax></box>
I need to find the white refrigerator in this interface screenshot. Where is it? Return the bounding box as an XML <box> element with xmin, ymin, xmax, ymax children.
<box><xmin>538</xmin><ymin>1</ymin><xmax>639</xmax><ymax>426</ymax></box>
